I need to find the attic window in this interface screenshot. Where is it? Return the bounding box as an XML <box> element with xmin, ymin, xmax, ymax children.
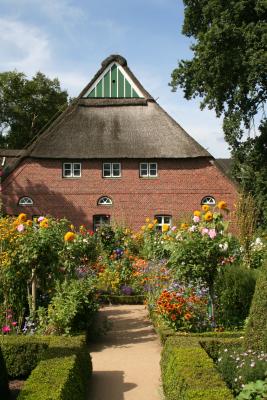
<box><xmin>18</xmin><ymin>197</ymin><xmax>34</xmax><ymax>206</ymax></box>
<box><xmin>201</xmin><ymin>196</ymin><xmax>216</xmax><ymax>206</ymax></box>
<box><xmin>98</xmin><ymin>196</ymin><xmax>113</xmax><ymax>206</ymax></box>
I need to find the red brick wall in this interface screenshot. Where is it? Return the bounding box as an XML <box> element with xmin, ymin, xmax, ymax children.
<box><xmin>1</xmin><ymin>158</ymin><xmax>238</xmax><ymax>230</ymax></box>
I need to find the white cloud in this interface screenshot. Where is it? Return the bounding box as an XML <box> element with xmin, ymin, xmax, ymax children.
<box><xmin>0</xmin><ymin>18</ymin><xmax>51</xmax><ymax>73</ymax></box>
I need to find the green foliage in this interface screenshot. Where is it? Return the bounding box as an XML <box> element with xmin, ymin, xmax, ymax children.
<box><xmin>171</xmin><ymin>0</ymin><xmax>267</xmax><ymax>225</ymax></box>
<box><xmin>216</xmin><ymin>346</ymin><xmax>267</xmax><ymax>395</ymax></box>
<box><xmin>0</xmin><ymin>337</ymin><xmax>48</xmax><ymax>378</ymax></box>
<box><xmin>0</xmin><ymin>71</ymin><xmax>68</xmax><ymax>149</ymax></box>
<box><xmin>161</xmin><ymin>336</ymin><xmax>234</xmax><ymax>400</ymax></box>
<box><xmin>245</xmin><ymin>259</ymin><xmax>267</xmax><ymax>352</ymax></box>
<box><xmin>236</xmin><ymin>379</ymin><xmax>267</xmax><ymax>400</ymax></box>
<box><xmin>214</xmin><ymin>263</ymin><xmax>258</xmax><ymax>328</ymax></box>
<box><xmin>0</xmin><ymin>346</ymin><xmax>9</xmax><ymax>398</ymax></box>
<box><xmin>39</xmin><ymin>277</ymin><xmax>99</xmax><ymax>335</ymax></box>
<box><xmin>17</xmin><ymin>336</ymin><xmax>91</xmax><ymax>400</ymax></box>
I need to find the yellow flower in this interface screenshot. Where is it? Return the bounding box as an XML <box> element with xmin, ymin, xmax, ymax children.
<box><xmin>70</xmin><ymin>224</ymin><xmax>75</xmax><ymax>231</ymax></box>
<box><xmin>202</xmin><ymin>205</ymin><xmax>210</xmax><ymax>212</ymax></box>
<box><xmin>193</xmin><ymin>210</ymin><xmax>201</xmax><ymax>217</ymax></box>
<box><xmin>145</xmin><ymin>217</ymin><xmax>150</xmax><ymax>223</ymax></box>
<box><xmin>217</xmin><ymin>200</ymin><xmax>227</xmax><ymax>210</ymax></box>
<box><xmin>26</xmin><ymin>220</ymin><xmax>33</xmax><ymax>226</ymax></box>
<box><xmin>180</xmin><ymin>223</ymin><xmax>189</xmax><ymax>230</ymax></box>
<box><xmin>162</xmin><ymin>224</ymin><xmax>169</xmax><ymax>232</ymax></box>
<box><xmin>147</xmin><ymin>223</ymin><xmax>154</xmax><ymax>230</ymax></box>
<box><xmin>40</xmin><ymin>219</ymin><xmax>49</xmax><ymax>228</ymax></box>
<box><xmin>153</xmin><ymin>219</ymin><xmax>158</xmax><ymax>224</ymax></box>
<box><xmin>204</xmin><ymin>211</ymin><xmax>213</xmax><ymax>222</ymax></box>
<box><xmin>64</xmin><ymin>231</ymin><xmax>75</xmax><ymax>242</ymax></box>
<box><xmin>18</xmin><ymin>213</ymin><xmax>27</xmax><ymax>223</ymax></box>
<box><xmin>141</xmin><ymin>225</ymin><xmax>146</xmax><ymax>231</ymax></box>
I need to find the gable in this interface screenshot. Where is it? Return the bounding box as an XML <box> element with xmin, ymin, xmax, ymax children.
<box><xmin>84</xmin><ymin>62</ymin><xmax>143</xmax><ymax>99</ymax></box>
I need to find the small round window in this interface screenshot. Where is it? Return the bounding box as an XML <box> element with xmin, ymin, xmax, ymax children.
<box><xmin>97</xmin><ymin>196</ymin><xmax>112</xmax><ymax>206</ymax></box>
<box><xmin>18</xmin><ymin>197</ymin><xmax>34</xmax><ymax>206</ymax></box>
<box><xmin>201</xmin><ymin>196</ymin><xmax>216</xmax><ymax>206</ymax></box>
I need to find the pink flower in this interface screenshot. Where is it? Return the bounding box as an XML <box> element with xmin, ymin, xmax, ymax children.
<box><xmin>38</xmin><ymin>216</ymin><xmax>45</xmax><ymax>222</ymax></box>
<box><xmin>17</xmin><ymin>224</ymin><xmax>24</xmax><ymax>232</ymax></box>
<box><xmin>208</xmin><ymin>229</ymin><xmax>217</xmax><ymax>239</ymax></box>
<box><xmin>193</xmin><ymin>215</ymin><xmax>200</xmax><ymax>223</ymax></box>
<box><xmin>7</xmin><ymin>314</ymin><xmax>13</xmax><ymax>320</ymax></box>
<box><xmin>201</xmin><ymin>228</ymin><xmax>209</xmax><ymax>235</ymax></box>
<box><xmin>171</xmin><ymin>226</ymin><xmax>177</xmax><ymax>231</ymax></box>
<box><xmin>2</xmin><ymin>325</ymin><xmax>11</xmax><ymax>333</ymax></box>
<box><xmin>11</xmin><ymin>322</ymin><xmax>17</xmax><ymax>327</ymax></box>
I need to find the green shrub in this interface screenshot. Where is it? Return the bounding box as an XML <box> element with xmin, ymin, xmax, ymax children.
<box><xmin>236</xmin><ymin>379</ymin><xmax>267</xmax><ymax>400</ymax></box>
<box><xmin>214</xmin><ymin>263</ymin><xmax>257</xmax><ymax>328</ymax></box>
<box><xmin>38</xmin><ymin>277</ymin><xmax>99</xmax><ymax>335</ymax></box>
<box><xmin>245</xmin><ymin>259</ymin><xmax>267</xmax><ymax>352</ymax></box>
<box><xmin>0</xmin><ymin>346</ymin><xmax>9</xmax><ymax>399</ymax></box>
<box><xmin>0</xmin><ymin>336</ymin><xmax>48</xmax><ymax>378</ymax></box>
<box><xmin>216</xmin><ymin>347</ymin><xmax>267</xmax><ymax>395</ymax></box>
<box><xmin>161</xmin><ymin>336</ymin><xmax>234</xmax><ymax>400</ymax></box>
<box><xmin>200</xmin><ymin>338</ymin><xmax>243</xmax><ymax>361</ymax></box>
<box><xmin>18</xmin><ymin>336</ymin><xmax>91</xmax><ymax>400</ymax></box>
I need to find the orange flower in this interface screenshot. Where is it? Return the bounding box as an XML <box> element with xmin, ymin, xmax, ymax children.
<box><xmin>202</xmin><ymin>204</ymin><xmax>210</xmax><ymax>212</ymax></box>
<box><xmin>193</xmin><ymin>210</ymin><xmax>201</xmax><ymax>217</ymax></box>
<box><xmin>184</xmin><ymin>313</ymin><xmax>192</xmax><ymax>320</ymax></box>
<box><xmin>64</xmin><ymin>231</ymin><xmax>75</xmax><ymax>242</ymax></box>
<box><xmin>18</xmin><ymin>213</ymin><xmax>27</xmax><ymax>223</ymax></box>
<box><xmin>147</xmin><ymin>223</ymin><xmax>154</xmax><ymax>230</ymax></box>
<box><xmin>217</xmin><ymin>200</ymin><xmax>227</xmax><ymax>210</ymax></box>
<box><xmin>26</xmin><ymin>220</ymin><xmax>33</xmax><ymax>227</ymax></box>
<box><xmin>162</xmin><ymin>224</ymin><xmax>169</xmax><ymax>232</ymax></box>
<box><xmin>204</xmin><ymin>211</ymin><xmax>213</xmax><ymax>222</ymax></box>
<box><xmin>40</xmin><ymin>219</ymin><xmax>49</xmax><ymax>228</ymax></box>
<box><xmin>171</xmin><ymin>314</ymin><xmax>177</xmax><ymax>321</ymax></box>
<box><xmin>180</xmin><ymin>223</ymin><xmax>189</xmax><ymax>230</ymax></box>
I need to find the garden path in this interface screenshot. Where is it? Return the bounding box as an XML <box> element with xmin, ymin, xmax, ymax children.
<box><xmin>87</xmin><ymin>304</ymin><xmax>162</xmax><ymax>400</ymax></box>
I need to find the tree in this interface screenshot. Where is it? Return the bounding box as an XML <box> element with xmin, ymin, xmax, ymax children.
<box><xmin>0</xmin><ymin>71</ymin><xmax>68</xmax><ymax>149</ymax></box>
<box><xmin>170</xmin><ymin>0</ymin><xmax>267</xmax><ymax>224</ymax></box>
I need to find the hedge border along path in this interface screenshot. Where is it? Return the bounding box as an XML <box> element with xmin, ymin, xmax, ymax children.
<box><xmin>1</xmin><ymin>335</ymin><xmax>92</xmax><ymax>400</ymax></box>
<box><xmin>161</xmin><ymin>335</ymin><xmax>235</xmax><ymax>400</ymax></box>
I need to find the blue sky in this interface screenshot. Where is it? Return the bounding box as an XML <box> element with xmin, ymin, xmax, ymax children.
<box><xmin>0</xmin><ymin>0</ymin><xmax>230</xmax><ymax>157</ymax></box>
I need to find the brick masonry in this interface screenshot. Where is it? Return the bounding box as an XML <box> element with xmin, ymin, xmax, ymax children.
<box><xmin>1</xmin><ymin>157</ymin><xmax>238</xmax><ymax>230</ymax></box>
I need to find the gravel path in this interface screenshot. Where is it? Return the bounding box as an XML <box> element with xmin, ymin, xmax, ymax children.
<box><xmin>87</xmin><ymin>304</ymin><xmax>162</xmax><ymax>400</ymax></box>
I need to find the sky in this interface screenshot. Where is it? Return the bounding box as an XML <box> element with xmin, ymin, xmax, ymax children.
<box><xmin>0</xmin><ymin>0</ymin><xmax>231</xmax><ymax>158</ymax></box>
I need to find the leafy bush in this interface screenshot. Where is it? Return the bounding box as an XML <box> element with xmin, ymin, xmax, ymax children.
<box><xmin>161</xmin><ymin>336</ymin><xmax>234</xmax><ymax>400</ymax></box>
<box><xmin>17</xmin><ymin>336</ymin><xmax>91</xmax><ymax>400</ymax></box>
<box><xmin>0</xmin><ymin>346</ymin><xmax>9</xmax><ymax>398</ymax></box>
<box><xmin>214</xmin><ymin>263</ymin><xmax>258</xmax><ymax>328</ymax></box>
<box><xmin>245</xmin><ymin>258</ymin><xmax>267</xmax><ymax>352</ymax></box>
<box><xmin>216</xmin><ymin>347</ymin><xmax>267</xmax><ymax>395</ymax></box>
<box><xmin>0</xmin><ymin>337</ymin><xmax>48</xmax><ymax>378</ymax></box>
<box><xmin>38</xmin><ymin>277</ymin><xmax>99</xmax><ymax>335</ymax></box>
<box><xmin>236</xmin><ymin>379</ymin><xmax>267</xmax><ymax>400</ymax></box>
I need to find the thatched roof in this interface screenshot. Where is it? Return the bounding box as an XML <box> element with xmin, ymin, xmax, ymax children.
<box><xmin>25</xmin><ymin>55</ymin><xmax>210</xmax><ymax>159</ymax></box>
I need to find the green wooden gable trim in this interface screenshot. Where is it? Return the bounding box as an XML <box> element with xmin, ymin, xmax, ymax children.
<box><xmin>86</xmin><ymin>63</ymin><xmax>143</xmax><ymax>98</ymax></box>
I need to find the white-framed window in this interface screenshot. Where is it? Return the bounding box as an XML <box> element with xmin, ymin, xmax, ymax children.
<box><xmin>201</xmin><ymin>196</ymin><xmax>216</xmax><ymax>206</ymax></box>
<box><xmin>63</xmin><ymin>162</ymin><xmax>81</xmax><ymax>178</ymax></box>
<box><xmin>97</xmin><ymin>196</ymin><xmax>113</xmax><ymax>206</ymax></box>
<box><xmin>18</xmin><ymin>197</ymin><xmax>34</xmax><ymax>206</ymax></box>
<box><xmin>155</xmin><ymin>215</ymin><xmax>172</xmax><ymax>231</ymax></box>
<box><xmin>103</xmin><ymin>162</ymin><xmax>121</xmax><ymax>178</ymax></box>
<box><xmin>93</xmin><ymin>215</ymin><xmax>110</xmax><ymax>231</ymax></box>
<box><xmin>140</xmin><ymin>162</ymin><xmax>158</xmax><ymax>177</ymax></box>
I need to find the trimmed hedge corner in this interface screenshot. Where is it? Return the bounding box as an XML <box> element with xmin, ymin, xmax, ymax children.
<box><xmin>0</xmin><ymin>336</ymin><xmax>48</xmax><ymax>378</ymax></box>
<box><xmin>0</xmin><ymin>346</ymin><xmax>10</xmax><ymax>399</ymax></box>
<box><xmin>17</xmin><ymin>336</ymin><xmax>91</xmax><ymax>400</ymax></box>
<box><xmin>161</xmin><ymin>336</ymin><xmax>234</xmax><ymax>400</ymax></box>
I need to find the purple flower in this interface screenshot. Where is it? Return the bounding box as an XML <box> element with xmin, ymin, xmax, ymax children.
<box><xmin>121</xmin><ymin>285</ymin><xmax>133</xmax><ymax>295</ymax></box>
<box><xmin>38</xmin><ymin>216</ymin><xmax>45</xmax><ymax>222</ymax></box>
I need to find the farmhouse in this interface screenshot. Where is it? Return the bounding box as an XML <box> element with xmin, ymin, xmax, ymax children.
<box><xmin>0</xmin><ymin>55</ymin><xmax>237</xmax><ymax>230</ymax></box>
